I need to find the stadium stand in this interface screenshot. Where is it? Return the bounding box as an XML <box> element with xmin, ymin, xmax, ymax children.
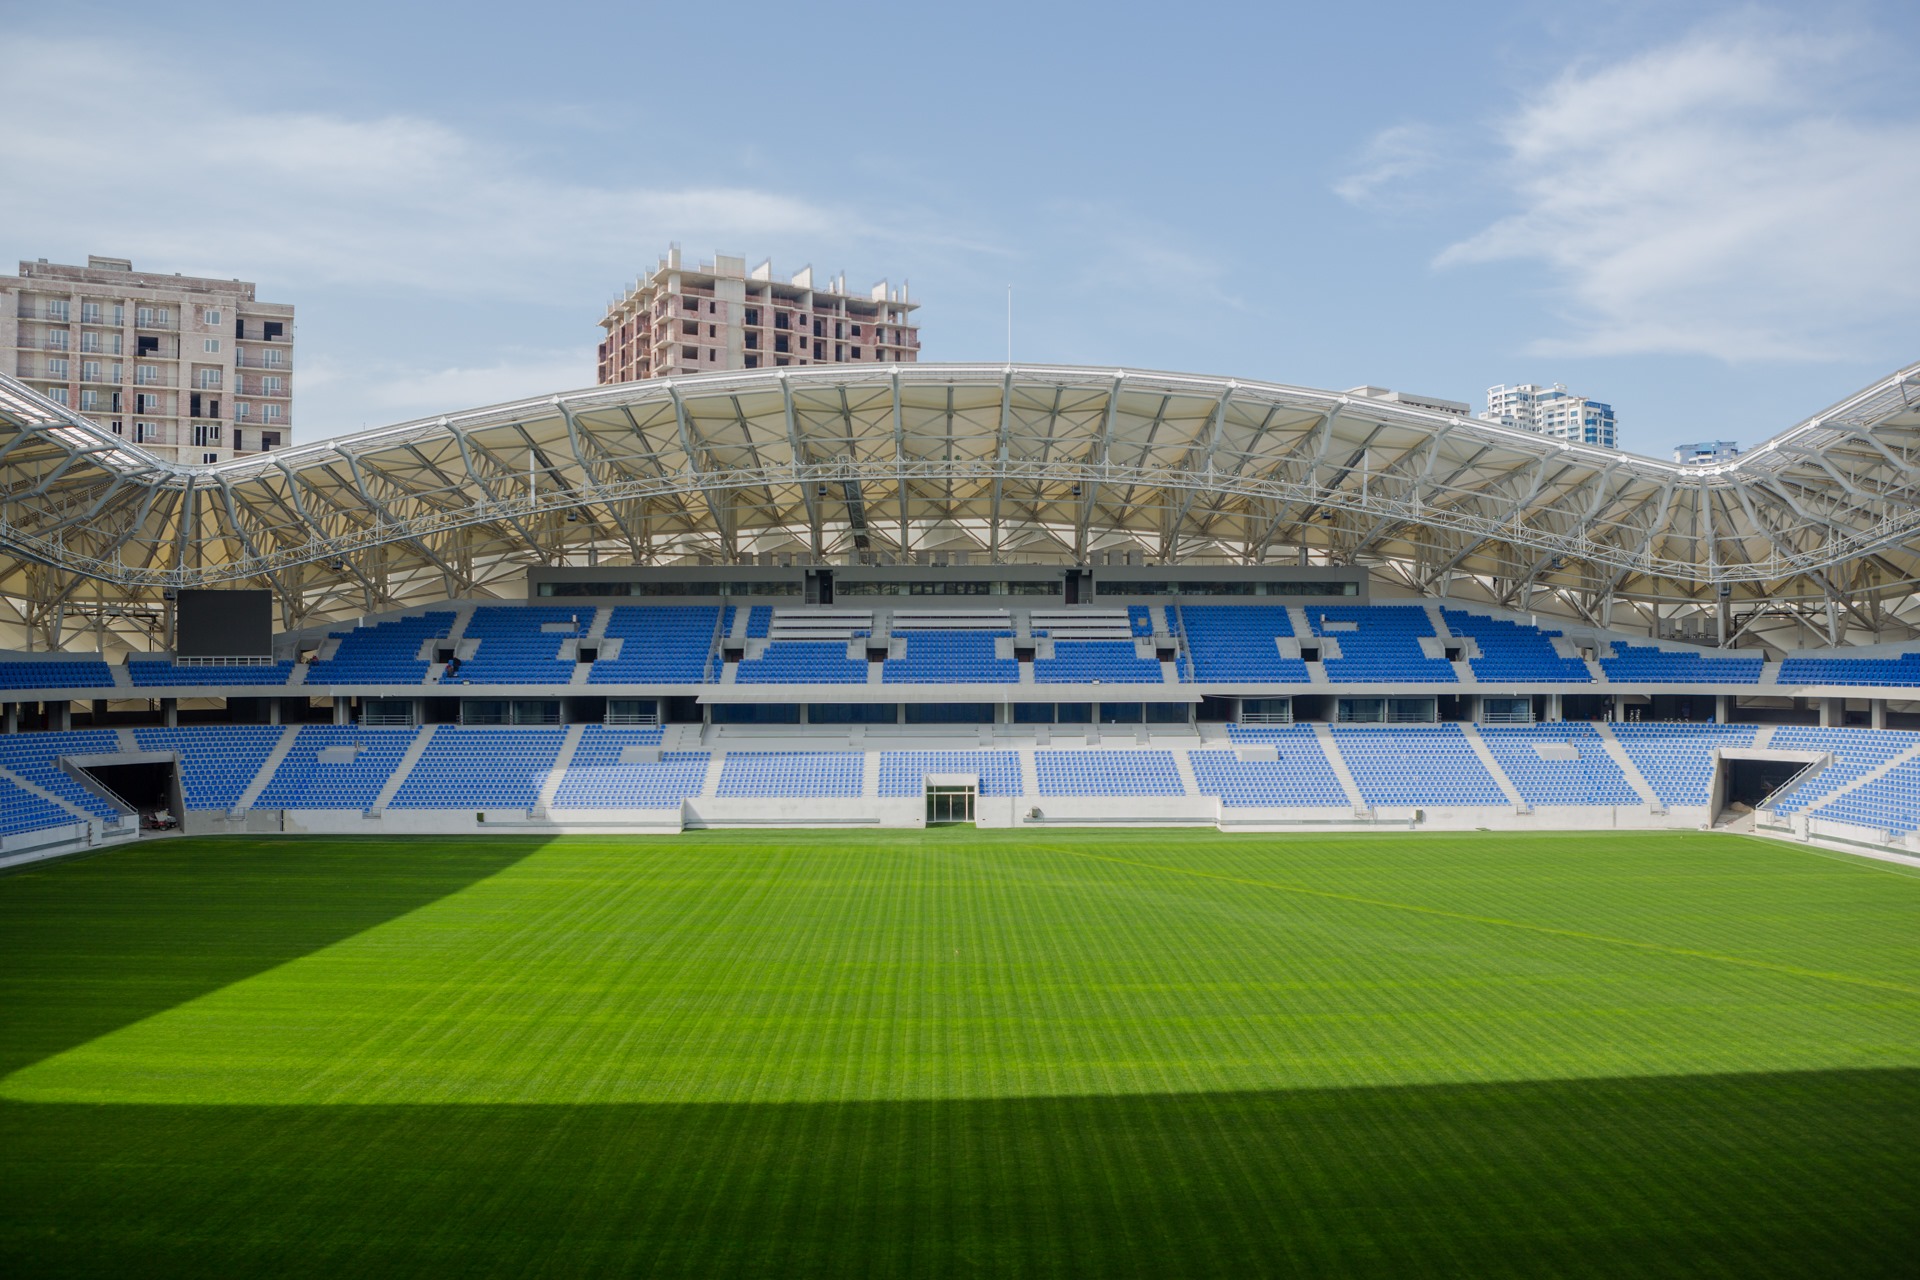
<box><xmin>1441</xmin><ymin>609</ymin><xmax>1589</xmax><ymax>683</ymax></box>
<box><xmin>305</xmin><ymin>612</ymin><xmax>453</xmax><ymax>685</ymax></box>
<box><xmin>449</xmin><ymin>607</ymin><xmax>583</xmax><ymax>685</ymax></box>
<box><xmin>746</xmin><ymin>606</ymin><xmax>773</xmax><ymax>638</ymax></box>
<box><xmin>735</xmin><ymin>641</ymin><xmax>868</xmax><ymax>684</ymax></box>
<box><xmin>587</xmin><ymin>606</ymin><xmax>721</xmax><ymax>684</ymax></box>
<box><xmin>1333</xmin><ymin>725</ymin><xmax>1506</xmax><ymax>806</ymax></box>
<box><xmin>128</xmin><ymin>660</ymin><xmax>295</xmax><ymax>686</ymax></box>
<box><xmin>0</xmin><ymin>659</ymin><xmax>115</xmax><ymax>691</ymax></box>
<box><xmin>1600</xmin><ymin>643</ymin><xmax>1763</xmax><ymax>684</ymax></box>
<box><xmin>0</xmin><ymin>730</ymin><xmax>125</xmax><ymax>819</ymax></box>
<box><xmin>252</xmin><ymin>726</ymin><xmax>422</xmax><ymax>810</ymax></box>
<box><xmin>1312</xmin><ymin>606</ymin><xmax>1457</xmax><ymax>683</ymax></box>
<box><xmin>716</xmin><ymin>752</ymin><xmax>864</xmax><ymax>798</ymax></box>
<box><xmin>1034</xmin><ymin>750</ymin><xmax>1184</xmax><ymax>797</ymax></box>
<box><xmin>883</xmin><ymin>631</ymin><xmax>1019</xmax><ymax>683</ymax></box>
<box><xmin>877</xmin><ymin>751</ymin><xmax>1022</xmax><ymax>797</ymax></box>
<box><xmin>389</xmin><ymin>728</ymin><xmax>568</xmax><ymax>809</ymax></box>
<box><xmin>1033</xmin><ymin>640</ymin><xmax>1164</xmax><ymax>684</ymax></box>
<box><xmin>1607</xmin><ymin>723</ymin><xmax>1754</xmax><ymax>808</ymax></box>
<box><xmin>134</xmin><ymin>726</ymin><xmax>286</xmax><ymax>811</ymax></box>
<box><xmin>1180</xmin><ymin>606</ymin><xmax>1309</xmax><ymax>683</ymax></box>
<box><xmin>1476</xmin><ymin>724</ymin><xmax>1641</xmax><ymax>806</ymax></box>
<box><xmin>1188</xmin><ymin>727</ymin><xmax>1349</xmax><ymax>807</ymax></box>
<box><xmin>0</xmin><ymin>775</ymin><xmax>78</xmax><ymax>837</ymax></box>
<box><xmin>553</xmin><ymin>727</ymin><xmax>708</xmax><ymax>809</ymax></box>
<box><xmin>1778</xmin><ymin>652</ymin><xmax>1920</xmax><ymax>687</ymax></box>
<box><xmin>1811</xmin><ymin>752</ymin><xmax>1920</xmax><ymax>835</ymax></box>
<box><xmin>1765</xmin><ymin>728</ymin><xmax>1919</xmax><ymax>814</ymax></box>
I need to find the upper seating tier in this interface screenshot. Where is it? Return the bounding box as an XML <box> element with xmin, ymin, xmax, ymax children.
<box><xmin>1180</xmin><ymin>606</ymin><xmax>1309</xmax><ymax>684</ymax></box>
<box><xmin>1313</xmin><ymin>606</ymin><xmax>1458</xmax><ymax>683</ymax></box>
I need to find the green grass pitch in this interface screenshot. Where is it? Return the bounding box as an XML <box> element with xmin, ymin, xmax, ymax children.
<box><xmin>3</xmin><ymin>828</ymin><xmax>1918</xmax><ymax>1277</ymax></box>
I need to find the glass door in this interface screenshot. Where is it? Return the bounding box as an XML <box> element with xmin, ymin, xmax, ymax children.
<box><xmin>925</xmin><ymin>785</ymin><xmax>976</xmax><ymax>824</ymax></box>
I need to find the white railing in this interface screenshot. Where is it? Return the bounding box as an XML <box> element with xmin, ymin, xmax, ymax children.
<box><xmin>172</xmin><ymin>655</ymin><xmax>277</xmax><ymax>667</ymax></box>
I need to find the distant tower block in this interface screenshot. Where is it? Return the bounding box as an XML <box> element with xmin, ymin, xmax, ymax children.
<box><xmin>597</xmin><ymin>247</ymin><xmax>921</xmax><ymax>384</ymax></box>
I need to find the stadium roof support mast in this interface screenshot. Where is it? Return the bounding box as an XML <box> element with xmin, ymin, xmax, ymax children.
<box><xmin>0</xmin><ymin>362</ymin><xmax>1917</xmax><ymax>654</ymax></box>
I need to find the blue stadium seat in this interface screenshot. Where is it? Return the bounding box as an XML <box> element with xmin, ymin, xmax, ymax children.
<box><xmin>1313</xmin><ymin>606</ymin><xmax>1459</xmax><ymax>683</ymax></box>
<box><xmin>134</xmin><ymin>726</ymin><xmax>286</xmax><ymax>810</ymax></box>
<box><xmin>552</xmin><ymin>727</ymin><xmax>706</xmax><ymax>809</ymax></box>
<box><xmin>1600</xmin><ymin>643</ymin><xmax>1762</xmax><ymax>685</ymax></box>
<box><xmin>716</xmin><ymin>752</ymin><xmax>863</xmax><ymax>798</ymax></box>
<box><xmin>1033</xmin><ymin>750</ymin><xmax>1183</xmax><ymax>797</ymax></box>
<box><xmin>1607</xmin><ymin>723</ymin><xmax>1754</xmax><ymax>807</ymax></box>
<box><xmin>1439</xmin><ymin>609</ymin><xmax>1587</xmax><ymax>683</ymax></box>
<box><xmin>448</xmin><ymin>607</ymin><xmax>583</xmax><ymax>685</ymax></box>
<box><xmin>306</xmin><ymin>612</ymin><xmax>454</xmax><ymax>685</ymax></box>
<box><xmin>1475</xmin><ymin>724</ymin><xmax>1640</xmax><ymax>805</ymax></box>
<box><xmin>736</xmin><ymin>641</ymin><xmax>868</xmax><ymax>684</ymax></box>
<box><xmin>1778</xmin><ymin>652</ymin><xmax>1920</xmax><ymax>687</ymax></box>
<box><xmin>253</xmin><ymin>726</ymin><xmax>423</xmax><ymax>809</ymax></box>
<box><xmin>1180</xmin><ymin>607</ymin><xmax>1310</xmax><ymax>683</ymax></box>
<box><xmin>877</xmin><ymin>751</ymin><xmax>1021</xmax><ymax>797</ymax></box>
<box><xmin>1033</xmin><ymin>640</ymin><xmax>1164</xmax><ymax>684</ymax></box>
<box><xmin>1332</xmin><ymin>725</ymin><xmax>1504</xmax><ymax>805</ymax></box>
<box><xmin>882</xmin><ymin>632</ymin><xmax>1018</xmax><ymax>683</ymax></box>
<box><xmin>1188</xmin><ymin>727</ymin><xmax>1348</xmax><ymax>807</ymax></box>
<box><xmin>588</xmin><ymin>607</ymin><xmax>722</xmax><ymax>684</ymax></box>
<box><xmin>388</xmin><ymin>728</ymin><xmax>568</xmax><ymax>809</ymax></box>
<box><xmin>0</xmin><ymin>659</ymin><xmax>116</xmax><ymax>693</ymax></box>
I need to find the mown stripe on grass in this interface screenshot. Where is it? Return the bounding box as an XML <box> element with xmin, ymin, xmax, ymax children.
<box><xmin>1038</xmin><ymin>844</ymin><xmax>1920</xmax><ymax>998</ymax></box>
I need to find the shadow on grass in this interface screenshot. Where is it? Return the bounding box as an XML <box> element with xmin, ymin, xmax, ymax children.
<box><xmin>0</xmin><ymin>836</ymin><xmax>547</xmax><ymax>1078</ymax></box>
<box><xmin>3</xmin><ymin>1068</ymin><xmax>1916</xmax><ymax>1279</ymax></box>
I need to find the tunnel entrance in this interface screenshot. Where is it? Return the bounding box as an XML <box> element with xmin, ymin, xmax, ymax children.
<box><xmin>80</xmin><ymin>757</ymin><xmax>181</xmax><ymax>829</ymax></box>
<box><xmin>1717</xmin><ymin>755</ymin><xmax>1818</xmax><ymax>824</ymax></box>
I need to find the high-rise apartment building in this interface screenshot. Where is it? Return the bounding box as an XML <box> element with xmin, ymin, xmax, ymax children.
<box><xmin>1346</xmin><ymin>386</ymin><xmax>1470</xmax><ymax>416</ymax></box>
<box><xmin>1481</xmin><ymin>383</ymin><xmax>1616</xmax><ymax>448</ymax></box>
<box><xmin>598</xmin><ymin>248</ymin><xmax>919</xmax><ymax>384</ymax></box>
<box><xmin>1</xmin><ymin>255</ymin><xmax>294</xmax><ymax>465</ymax></box>
<box><xmin>1674</xmin><ymin>440</ymin><xmax>1740</xmax><ymax>465</ymax></box>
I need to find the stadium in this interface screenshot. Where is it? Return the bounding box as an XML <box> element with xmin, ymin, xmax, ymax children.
<box><xmin>3</xmin><ymin>360</ymin><xmax>1919</xmax><ymax>1275</ymax></box>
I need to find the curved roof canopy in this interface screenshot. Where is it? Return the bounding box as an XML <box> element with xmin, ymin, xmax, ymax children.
<box><xmin>3</xmin><ymin>362</ymin><xmax>1918</xmax><ymax>647</ymax></box>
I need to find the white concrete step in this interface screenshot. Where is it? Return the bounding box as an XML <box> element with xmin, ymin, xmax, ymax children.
<box><xmin>1593</xmin><ymin>722</ymin><xmax>1663</xmax><ymax>812</ymax></box>
<box><xmin>585</xmin><ymin>607</ymin><xmax>612</xmax><ymax>641</ymax></box>
<box><xmin>1460</xmin><ymin>723</ymin><xmax>1529</xmax><ymax>811</ymax></box>
<box><xmin>861</xmin><ymin>750</ymin><xmax>880</xmax><ymax>798</ymax></box>
<box><xmin>534</xmin><ymin>723</ymin><xmax>587</xmax><ymax>814</ymax></box>
<box><xmin>1310</xmin><ymin>723</ymin><xmax>1369</xmax><ymax>814</ymax></box>
<box><xmin>369</xmin><ymin>725</ymin><xmax>436</xmax><ymax>815</ymax></box>
<box><xmin>0</xmin><ymin>761</ymin><xmax>103</xmax><ymax>823</ymax></box>
<box><xmin>446</xmin><ymin>607</ymin><xmax>476</xmax><ymax>642</ymax></box>
<box><xmin>231</xmin><ymin>725</ymin><xmax>301</xmax><ymax>816</ymax></box>
<box><xmin>1172</xmin><ymin>748</ymin><xmax>1199</xmax><ymax>797</ymax></box>
<box><xmin>1017</xmin><ymin>746</ymin><xmax>1039</xmax><ymax>799</ymax></box>
<box><xmin>1800</xmin><ymin>739</ymin><xmax>1920</xmax><ymax>815</ymax></box>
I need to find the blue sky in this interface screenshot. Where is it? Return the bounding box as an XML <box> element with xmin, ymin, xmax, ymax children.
<box><xmin>6</xmin><ymin>0</ymin><xmax>1917</xmax><ymax>456</ymax></box>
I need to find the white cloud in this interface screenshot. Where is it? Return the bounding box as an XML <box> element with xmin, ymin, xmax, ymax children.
<box><xmin>0</xmin><ymin>37</ymin><xmax>845</xmax><ymax>303</ymax></box>
<box><xmin>1434</xmin><ymin>26</ymin><xmax>1920</xmax><ymax>361</ymax></box>
<box><xmin>1333</xmin><ymin>124</ymin><xmax>1447</xmax><ymax>209</ymax></box>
